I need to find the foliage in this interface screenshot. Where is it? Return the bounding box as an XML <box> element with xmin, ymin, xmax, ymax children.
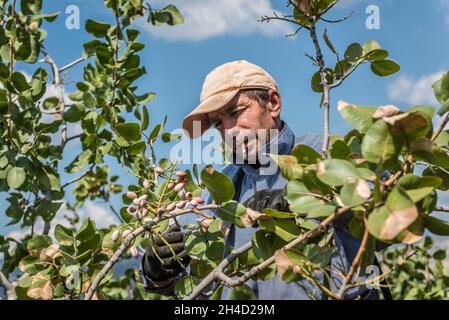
<box><xmin>0</xmin><ymin>0</ymin><xmax>448</xmax><ymax>301</ymax></box>
<box><xmin>381</xmin><ymin>237</ymin><xmax>449</xmax><ymax>300</ymax></box>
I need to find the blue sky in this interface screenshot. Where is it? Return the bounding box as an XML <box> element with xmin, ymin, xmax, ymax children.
<box><xmin>1</xmin><ymin>0</ymin><xmax>449</xmax><ymax>240</ymax></box>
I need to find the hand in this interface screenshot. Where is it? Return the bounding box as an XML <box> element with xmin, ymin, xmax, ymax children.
<box><xmin>243</xmin><ymin>189</ymin><xmax>290</xmax><ymax>213</ymax></box>
<box><xmin>143</xmin><ymin>224</ymin><xmax>191</xmax><ymax>282</ymax></box>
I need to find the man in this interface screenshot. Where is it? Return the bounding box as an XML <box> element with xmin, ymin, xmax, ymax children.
<box><xmin>141</xmin><ymin>60</ymin><xmax>382</xmax><ymax>299</ymax></box>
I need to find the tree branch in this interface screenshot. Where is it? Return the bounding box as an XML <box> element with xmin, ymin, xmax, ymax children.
<box><xmin>62</xmin><ymin>134</ymin><xmax>82</xmax><ymax>148</ymax></box>
<box><xmin>432</xmin><ymin>112</ymin><xmax>449</xmax><ymax>142</ymax></box>
<box><xmin>61</xmin><ymin>164</ymin><xmax>95</xmax><ymax>189</ymax></box>
<box><xmin>435</xmin><ymin>206</ymin><xmax>449</xmax><ymax>213</ymax></box>
<box><xmin>59</xmin><ymin>56</ymin><xmax>86</xmax><ymax>73</ymax></box>
<box><xmin>336</xmin><ymin>223</ymin><xmax>369</xmax><ymax>299</ymax></box>
<box><xmin>84</xmin><ymin>204</ymin><xmax>219</xmax><ymax>300</ymax></box>
<box><xmin>184</xmin><ymin>206</ymin><xmax>353</xmax><ymax>300</ymax></box>
<box><xmin>41</xmin><ymin>49</ymin><xmax>67</xmax><ymax>145</ymax></box>
<box><xmin>309</xmin><ymin>20</ymin><xmax>330</xmax><ymax>154</ymax></box>
<box><xmin>0</xmin><ymin>271</ymin><xmax>16</xmax><ymax>300</ymax></box>
<box><xmin>320</xmin><ymin>11</ymin><xmax>353</xmax><ymax>24</ymax></box>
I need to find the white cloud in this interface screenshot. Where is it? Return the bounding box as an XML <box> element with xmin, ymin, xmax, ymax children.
<box><xmin>139</xmin><ymin>0</ymin><xmax>294</xmax><ymax>41</ymax></box>
<box><xmin>387</xmin><ymin>71</ymin><xmax>445</xmax><ymax>105</ymax></box>
<box><xmin>6</xmin><ymin>201</ymin><xmax>119</xmax><ymax>242</ymax></box>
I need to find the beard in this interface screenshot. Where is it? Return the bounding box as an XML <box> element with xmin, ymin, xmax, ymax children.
<box><xmin>223</xmin><ymin>127</ymin><xmax>275</xmax><ymax>166</ymax></box>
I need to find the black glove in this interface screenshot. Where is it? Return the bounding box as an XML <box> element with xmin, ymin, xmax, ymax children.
<box><xmin>143</xmin><ymin>224</ymin><xmax>191</xmax><ymax>282</ymax></box>
<box><xmin>243</xmin><ymin>189</ymin><xmax>290</xmax><ymax>213</ymax></box>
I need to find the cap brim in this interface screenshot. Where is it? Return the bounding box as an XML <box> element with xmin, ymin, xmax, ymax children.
<box><xmin>182</xmin><ymin>89</ymin><xmax>240</xmax><ymax>138</ymax></box>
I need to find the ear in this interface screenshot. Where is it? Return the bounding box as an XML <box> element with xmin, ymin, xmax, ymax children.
<box><xmin>267</xmin><ymin>89</ymin><xmax>281</xmax><ymax>119</ymax></box>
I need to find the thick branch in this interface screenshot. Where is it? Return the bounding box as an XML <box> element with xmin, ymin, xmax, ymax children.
<box><xmin>42</xmin><ymin>50</ymin><xmax>67</xmax><ymax>145</ymax></box>
<box><xmin>0</xmin><ymin>271</ymin><xmax>16</xmax><ymax>300</ymax></box>
<box><xmin>309</xmin><ymin>21</ymin><xmax>330</xmax><ymax>153</ymax></box>
<box><xmin>84</xmin><ymin>204</ymin><xmax>219</xmax><ymax>300</ymax></box>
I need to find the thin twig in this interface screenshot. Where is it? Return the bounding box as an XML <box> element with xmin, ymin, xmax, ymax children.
<box><xmin>336</xmin><ymin>224</ymin><xmax>369</xmax><ymax>299</ymax></box>
<box><xmin>432</xmin><ymin>113</ymin><xmax>449</xmax><ymax>142</ymax></box>
<box><xmin>435</xmin><ymin>206</ymin><xmax>449</xmax><ymax>213</ymax></box>
<box><xmin>59</xmin><ymin>57</ymin><xmax>86</xmax><ymax>73</ymax></box>
<box><xmin>320</xmin><ymin>11</ymin><xmax>353</xmax><ymax>24</ymax></box>
<box><xmin>62</xmin><ymin>134</ymin><xmax>82</xmax><ymax>148</ymax></box>
<box><xmin>84</xmin><ymin>204</ymin><xmax>219</xmax><ymax>300</ymax></box>
<box><xmin>61</xmin><ymin>164</ymin><xmax>95</xmax><ymax>189</ymax></box>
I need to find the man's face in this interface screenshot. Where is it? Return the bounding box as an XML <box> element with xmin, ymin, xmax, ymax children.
<box><xmin>207</xmin><ymin>90</ymin><xmax>281</xmax><ymax>164</ymax></box>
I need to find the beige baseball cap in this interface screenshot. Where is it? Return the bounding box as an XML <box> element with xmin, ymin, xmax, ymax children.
<box><xmin>182</xmin><ymin>60</ymin><xmax>279</xmax><ymax>138</ymax></box>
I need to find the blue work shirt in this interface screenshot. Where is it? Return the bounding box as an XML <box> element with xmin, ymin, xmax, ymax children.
<box><xmin>143</xmin><ymin>121</ymin><xmax>380</xmax><ymax>300</ymax></box>
<box><xmin>202</xmin><ymin>122</ymin><xmax>379</xmax><ymax>300</ymax></box>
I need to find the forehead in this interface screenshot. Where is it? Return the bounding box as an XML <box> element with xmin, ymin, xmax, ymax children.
<box><xmin>207</xmin><ymin>92</ymin><xmax>253</xmax><ymax>118</ymax></box>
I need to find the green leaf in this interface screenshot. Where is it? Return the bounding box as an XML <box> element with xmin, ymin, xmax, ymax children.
<box><xmin>201</xmin><ymin>165</ymin><xmax>234</xmax><ymax>204</ymax></box>
<box><xmin>151</xmin><ymin>5</ymin><xmax>184</xmax><ymax>26</ymax></box>
<box><xmin>268</xmin><ymin>154</ymin><xmax>303</xmax><ymax>180</ymax></box>
<box><xmin>184</xmin><ymin>232</ymin><xmax>207</xmax><ymax>259</ymax></box>
<box><xmin>337</xmin><ymin>100</ymin><xmax>376</xmax><ymax>133</ymax></box>
<box><xmin>115</xmin><ymin>123</ymin><xmax>141</xmax><ymax>143</ymax></box>
<box><xmin>424</xmin><ymin>215</ymin><xmax>449</xmax><ymax>236</ymax></box>
<box><xmin>21</xmin><ymin>0</ymin><xmax>42</xmax><ymax>15</ymax></box>
<box><xmin>322</xmin><ymin>29</ymin><xmax>336</xmax><ymax>54</ymax></box>
<box><xmin>370</xmin><ymin>60</ymin><xmax>400</xmax><ymax>77</ymax></box>
<box><xmin>85</xmin><ymin>19</ymin><xmax>110</xmax><ymax>38</ymax></box>
<box><xmin>76</xmin><ymin>218</ymin><xmax>96</xmax><ymax>241</ymax></box>
<box><xmin>396</xmin><ymin>174</ymin><xmax>442</xmax><ymax>202</ymax></box>
<box><xmin>43</xmin><ymin>97</ymin><xmax>59</xmax><ymax>110</ymax></box>
<box><xmin>263</xmin><ymin>208</ymin><xmax>295</xmax><ymax>219</ymax></box>
<box><xmin>252</xmin><ymin>231</ymin><xmax>276</xmax><ymax>261</ymax></box>
<box><xmin>316</xmin><ymin>159</ymin><xmax>360</xmax><ymax>186</ymax></box>
<box><xmin>7</xmin><ymin>167</ymin><xmax>26</xmax><ymax>189</ymax></box>
<box><xmin>11</xmin><ymin>72</ymin><xmax>31</xmax><ymax>92</ymax></box>
<box><xmin>141</xmin><ymin>105</ymin><xmax>149</xmax><ymax>131</ymax></box>
<box><xmin>330</xmin><ymin>140</ymin><xmax>350</xmax><ymax>159</ymax></box>
<box><xmin>174</xmin><ymin>276</ymin><xmax>196</xmax><ymax>299</ymax></box>
<box><xmin>432</xmin><ymin>71</ymin><xmax>449</xmax><ymax>112</ymax></box>
<box><xmin>292</xmin><ymin>144</ymin><xmax>323</xmax><ymax>164</ymax></box>
<box><xmin>161</xmin><ymin>132</ymin><xmax>182</xmax><ymax>143</ymax></box>
<box><xmin>27</xmin><ymin>235</ymin><xmax>52</xmax><ymax>253</ymax></box>
<box><xmin>63</xmin><ymin>104</ymin><xmax>85</xmax><ymax>122</ymax></box>
<box><xmin>228</xmin><ymin>284</ymin><xmax>256</xmax><ymax>300</ymax></box>
<box><xmin>361</xmin><ymin>120</ymin><xmax>403</xmax><ymax>163</ymax></box>
<box><xmin>272</xmin><ymin>219</ymin><xmax>301</xmax><ymax>242</ymax></box>
<box><xmin>422</xmin><ymin>167</ymin><xmax>449</xmax><ymax>191</ymax></box>
<box><xmin>368</xmin><ymin>188</ymin><xmax>418</xmax><ymax>241</ymax></box>
<box><xmin>340</xmin><ymin>179</ymin><xmax>371</xmax><ymax>207</ymax></box>
<box><xmin>344</xmin><ymin>43</ymin><xmax>363</xmax><ymax>63</ymax></box>
<box><xmin>205</xmin><ymin>239</ymin><xmax>225</xmax><ymax>261</ymax></box>
<box><xmin>54</xmin><ymin>224</ymin><xmax>74</xmax><ymax>246</ymax></box>
<box><xmin>412</xmin><ymin>141</ymin><xmax>449</xmax><ymax>169</ymax></box>
<box><xmin>364</xmin><ymin>49</ymin><xmax>389</xmax><ymax>62</ymax></box>
<box><xmin>311</xmin><ymin>68</ymin><xmax>334</xmax><ymax>93</ymax></box>
<box><xmin>218</xmin><ymin>201</ymin><xmax>246</xmax><ymax>228</ymax></box>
